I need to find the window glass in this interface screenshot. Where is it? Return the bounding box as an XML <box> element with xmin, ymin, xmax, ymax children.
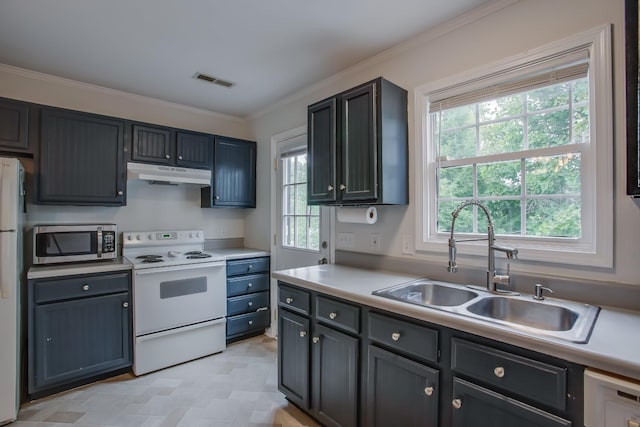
<box><xmin>282</xmin><ymin>152</ymin><xmax>320</xmax><ymax>250</ymax></box>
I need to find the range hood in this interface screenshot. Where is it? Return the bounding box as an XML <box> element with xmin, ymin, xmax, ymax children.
<box><xmin>127</xmin><ymin>162</ymin><xmax>211</xmax><ymax>186</ymax></box>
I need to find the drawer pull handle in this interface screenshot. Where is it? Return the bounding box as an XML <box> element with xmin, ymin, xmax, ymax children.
<box><xmin>256</xmin><ymin>307</ymin><xmax>268</xmax><ymax>312</ymax></box>
<box><xmin>329</xmin><ymin>312</ymin><xmax>337</xmax><ymax>320</ymax></box>
<box><xmin>122</xmin><ymin>302</ymin><xmax>129</xmax><ymax>308</ymax></box>
<box><xmin>424</xmin><ymin>386</ymin><xmax>434</xmax><ymax>396</ymax></box>
<box><xmin>82</xmin><ymin>284</ymin><xmax>90</xmax><ymax>291</ymax></box>
<box><xmin>299</xmin><ymin>331</ymin><xmax>307</xmax><ymax>338</ymax></box>
<box><xmin>452</xmin><ymin>398</ymin><xmax>462</xmax><ymax>409</ymax></box>
<box><xmin>312</xmin><ymin>337</ymin><xmax>319</xmax><ymax>344</ymax></box>
<box><xmin>494</xmin><ymin>366</ymin><xmax>505</xmax><ymax>378</ymax></box>
<box><xmin>391</xmin><ymin>332</ymin><xmax>401</xmax><ymax>341</ymax></box>
<box><xmin>248</xmin><ymin>320</ymin><xmax>253</xmax><ymax>326</ymax></box>
<box><xmin>248</xmin><ymin>301</ymin><xmax>253</xmax><ymax>307</ymax></box>
<box><xmin>286</xmin><ymin>297</ymin><xmax>293</xmax><ymax>304</ymax></box>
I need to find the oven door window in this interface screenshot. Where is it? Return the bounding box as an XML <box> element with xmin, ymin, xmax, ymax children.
<box><xmin>35</xmin><ymin>232</ymin><xmax>97</xmax><ymax>257</ymax></box>
<box><xmin>160</xmin><ymin>277</ymin><xmax>207</xmax><ymax>299</ymax></box>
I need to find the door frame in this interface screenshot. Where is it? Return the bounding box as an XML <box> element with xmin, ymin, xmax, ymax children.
<box><xmin>269</xmin><ymin>126</ymin><xmax>335</xmax><ymax>337</ymax></box>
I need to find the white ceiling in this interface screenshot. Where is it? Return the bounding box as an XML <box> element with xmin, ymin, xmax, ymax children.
<box><xmin>0</xmin><ymin>0</ymin><xmax>490</xmax><ymax>118</ymax></box>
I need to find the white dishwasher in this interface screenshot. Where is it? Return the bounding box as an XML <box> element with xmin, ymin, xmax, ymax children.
<box><xmin>585</xmin><ymin>368</ymin><xmax>640</xmax><ymax>427</ymax></box>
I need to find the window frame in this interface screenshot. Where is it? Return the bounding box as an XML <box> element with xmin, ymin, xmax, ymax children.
<box><xmin>414</xmin><ymin>25</ymin><xmax>613</xmax><ymax>268</ymax></box>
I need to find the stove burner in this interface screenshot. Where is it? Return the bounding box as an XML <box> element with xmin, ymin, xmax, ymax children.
<box><xmin>184</xmin><ymin>251</ymin><xmax>204</xmax><ymax>255</ymax></box>
<box><xmin>136</xmin><ymin>255</ymin><xmax>165</xmax><ymax>263</ymax></box>
<box><xmin>187</xmin><ymin>253</ymin><xmax>213</xmax><ymax>259</ymax></box>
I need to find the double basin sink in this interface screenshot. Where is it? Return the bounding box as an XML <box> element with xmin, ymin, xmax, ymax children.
<box><xmin>372</xmin><ymin>279</ymin><xmax>600</xmax><ymax>343</ymax></box>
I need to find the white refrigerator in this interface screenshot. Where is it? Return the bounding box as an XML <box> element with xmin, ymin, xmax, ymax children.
<box><xmin>0</xmin><ymin>157</ymin><xmax>25</xmax><ymax>425</ymax></box>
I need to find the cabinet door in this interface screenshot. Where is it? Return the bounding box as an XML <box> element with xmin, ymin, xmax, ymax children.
<box><xmin>38</xmin><ymin>108</ymin><xmax>125</xmax><ymax>205</ymax></box>
<box><xmin>312</xmin><ymin>323</ymin><xmax>359</xmax><ymax>427</ymax></box>
<box><xmin>278</xmin><ymin>309</ymin><xmax>310</xmax><ymax>409</ymax></box>
<box><xmin>176</xmin><ymin>130</ymin><xmax>212</xmax><ymax>169</ymax></box>
<box><xmin>451</xmin><ymin>378</ymin><xmax>571</xmax><ymax>427</ymax></box>
<box><xmin>308</xmin><ymin>98</ymin><xmax>337</xmax><ymax>204</ymax></box>
<box><xmin>367</xmin><ymin>345</ymin><xmax>439</xmax><ymax>427</ymax></box>
<box><xmin>340</xmin><ymin>83</ymin><xmax>377</xmax><ymax>202</ymax></box>
<box><xmin>210</xmin><ymin>137</ymin><xmax>256</xmax><ymax>207</ymax></box>
<box><xmin>131</xmin><ymin>124</ymin><xmax>173</xmax><ymax>165</ymax></box>
<box><xmin>31</xmin><ymin>293</ymin><xmax>131</xmax><ymax>393</ymax></box>
<box><xmin>0</xmin><ymin>97</ymin><xmax>30</xmax><ymax>152</ymax></box>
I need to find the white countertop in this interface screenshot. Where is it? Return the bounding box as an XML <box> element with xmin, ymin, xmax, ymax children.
<box><xmin>28</xmin><ymin>257</ymin><xmax>133</xmax><ymax>279</ymax></box>
<box><xmin>212</xmin><ymin>248</ymin><xmax>270</xmax><ymax>260</ymax></box>
<box><xmin>273</xmin><ymin>264</ymin><xmax>640</xmax><ymax>382</ymax></box>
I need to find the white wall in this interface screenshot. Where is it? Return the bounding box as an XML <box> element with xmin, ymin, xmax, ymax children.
<box><xmin>247</xmin><ymin>0</ymin><xmax>640</xmax><ymax>286</ymax></box>
<box><xmin>0</xmin><ymin>64</ymin><xmax>251</xmax><ymax>239</ymax></box>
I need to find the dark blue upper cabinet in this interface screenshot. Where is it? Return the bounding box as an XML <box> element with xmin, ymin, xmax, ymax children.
<box><xmin>308</xmin><ymin>77</ymin><xmax>408</xmax><ymax>205</ymax></box>
<box><xmin>0</xmin><ymin>97</ymin><xmax>32</xmax><ymax>154</ymax></box>
<box><xmin>37</xmin><ymin>108</ymin><xmax>126</xmax><ymax>206</ymax></box>
<box><xmin>201</xmin><ymin>136</ymin><xmax>256</xmax><ymax>208</ymax></box>
<box><xmin>131</xmin><ymin>124</ymin><xmax>212</xmax><ymax>170</ymax></box>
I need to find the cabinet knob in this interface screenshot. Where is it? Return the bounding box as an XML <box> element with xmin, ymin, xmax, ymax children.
<box><xmin>312</xmin><ymin>337</ymin><xmax>319</xmax><ymax>344</ymax></box>
<box><xmin>248</xmin><ymin>301</ymin><xmax>253</xmax><ymax>307</ymax></box>
<box><xmin>122</xmin><ymin>302</ymin><xmax>129</xmax><ymax>308</ymax></box>
<box><xmin>452</xmin><ymin>398</ymin><xmax>462</xmax><ymax>409</ymax></box>
<box><xmin>424</xmin><ymin>386</ymin><xmax>434</xmax><ymax>396</ymax></box>
<box><xmin>215</xmin><ymin>195</ymin><xmax>220</xmax><ymax>200</ymax></box>
<box><xmin>82</xmin><ymin>284</ymin><xmax>90</xmax><ymax>291</ymax></box>
<box><xmin>339</xmin><ymin>184</ymin><xmax>346</xmax><ymax>190</ymax></box>
<box><xmin>117</xmin><ymin>190</ymin><xmax>123</xmax><ymax>196</ymax></box>
<box><xmin>391</xmin><ymin>332</ymin><xmax>400</xmax><ymax>341</ymax></box>
<box><xmin>299</xmin><ymin>330</ymin><xmax>307</xmax><ymax>338</ymax></box>
<box><xmin>329</xmin><ymin>312</ymin><xmax>337</xmax><ymax>320</ymax></box>
<box><xmin>494</xmin><ymin>366</ymin><xmax>505</xmax><ymax>378</ymax></box>
<box><xmin>286</xmin><ymin>297</ymin><xmax>293</xmax><ymax>304</ymax></box>
<box><xmin>248</xmin><ymin>264</ymin><xmax>253</xmax><ymax>270</ymax></box>
<box><xmin>165</xmin><ymin>154</ymin><xmax>170</xmax><ymax>159</ymax></box>
<box><xmin>178</xmin><ymin>155</ymin><xmax>183</xmax><ymax>160</ymax></box>
<box><xmin>328</xmin><ymin>185</ymin><xmax>334</xmax><ymax>191</ymax></box>
<box><xmin>247</xmin><ymin>283</ymin><xmax>253</xmax><ymax>288</ymax></box>
<box><xmin>248</xmin><ymin>320</ymin><xmax>253</xmax><ymax>326</ymax></box>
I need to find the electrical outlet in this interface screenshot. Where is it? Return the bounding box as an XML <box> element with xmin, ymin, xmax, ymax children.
<box><xmin>402</xmin><ymin>234</ymin><xmax>414</xmax><ymax>255</ymax></box>
<box><xmin>337</xmin><ymin>232</ymin><xmax>354</xmax><ymax>248</ymax></box>
<box><xmin>371</xmin><ymin>233</ymin><xmax>381</xmax><ymax>251</ymax></box>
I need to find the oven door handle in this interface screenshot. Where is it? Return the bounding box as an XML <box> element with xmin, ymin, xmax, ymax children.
<box><xmin>134</xmin><ymin>261</ymin><xmax>226</xmax><ymax>275</ymax></box>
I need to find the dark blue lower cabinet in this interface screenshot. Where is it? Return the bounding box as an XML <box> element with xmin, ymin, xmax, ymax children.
<box><xmin>312</xmin><ymin>324</ymin><xmax>359</xmax><ymax>427</ymax></box>
<box><xmin>367</xmin><ymin>345</ymin><xmax>439</xmax><ymax>427</ymax></box>
<box><xmin>278</xmin><ymin>309</ymin><xmax>310</xmax><ymax>409</ymax></box>
<box><xmin>451</xmin><ymin>378</ymin><xmax>571</xmax><ymax>427</ymax></box>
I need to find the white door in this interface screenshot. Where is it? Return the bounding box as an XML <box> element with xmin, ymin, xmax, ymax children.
<box><xmin>273</xmin><ymin>129</ymin><xmax>332</xmax><ymax>272</ymax></box>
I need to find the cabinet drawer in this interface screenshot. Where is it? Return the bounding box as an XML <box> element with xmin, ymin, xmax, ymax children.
<box><xmin>368</xmin><ymin>312</ymin><xmax>439</xmax><ymax>363</ymax></box>
<box><xmin>227</xmin><ymin>273</ymin><xmax>269</xmax><ymax>297</ymax></box>
<box><xmin>227</xmin><ymin>291</ymin><xmax>270</xmax><ymax>316</ymax></box>
<box><xmin>278</xmin><ymin>284</ymin><xmax>311</xmax><ymax>315</ymax></box>
<box><xmin>34</xmin><ymin>272</ymin><xmax>130</xmax><ymax>304</ymax></box>
<box><xmin>451</xmin><ymin>338</ymin><xmax>567</xmax><ymax>411</ymax></box>
<box><xmin>316</xmin><ymin>295</ymin><xmax>360</xmax><ymax>334</ymax></box>
<box><xmin>226</xmin><ymin>310</ymin><xmax>270</xmax><ymax>337</ymax></box>
<box><xmin>227</xmin><ymin>257</ymin><xmax>270</xmax><ymax>276</ymax></box>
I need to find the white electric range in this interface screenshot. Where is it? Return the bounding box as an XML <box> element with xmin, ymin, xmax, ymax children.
<box><xmin>122</xmin><ymin>229</ymin><xmax>226</xmax><ymax>375</ymax></box>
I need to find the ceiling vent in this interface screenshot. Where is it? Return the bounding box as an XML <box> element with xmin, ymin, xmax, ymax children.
<box><xmin>193</xmin><ymin>72</ymin><xmax>235</xmax><ymax>88</ymax></box>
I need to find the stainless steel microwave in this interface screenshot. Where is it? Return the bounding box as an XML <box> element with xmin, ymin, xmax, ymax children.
<box><xmin>33</xmin><ymin>224</ymin><xmax>117</xmax><ymax>264</ymax></box>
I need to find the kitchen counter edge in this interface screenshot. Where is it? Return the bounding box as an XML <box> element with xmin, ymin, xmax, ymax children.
<box><xmin>272</xmin><ymin>264</ymin><xmax>640</xmax><ymax>382</ymax></box>
<box><xmin>27</xmin><ymin>258</ymin><xmax>133</xmax><ymax>279</ymax></box>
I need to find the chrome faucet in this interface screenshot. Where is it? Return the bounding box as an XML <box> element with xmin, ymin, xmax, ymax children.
<box><xmin>447</xmin><ymin>200</ymin><xmax>519</xmax><ymax>293</ymax></box>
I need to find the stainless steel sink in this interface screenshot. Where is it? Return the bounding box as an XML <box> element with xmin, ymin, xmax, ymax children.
<box><xmin>467</xmin><ymin>297</ymin><xmax>578</xmax><ymax>331</ymax></box>
<box><xmin>373</xmin><ymin>279</ymin><xmax>479</xmax><ymax>307</ymax></box>
<box><xmin>372</xmin><ymin>278</ymin><xmax>600</xmax><ymax>343</ymax></box>
<box><xmin>464</xmin><ymin>295</ymin><xmax>599</xmax><ymax>343</ymax></box>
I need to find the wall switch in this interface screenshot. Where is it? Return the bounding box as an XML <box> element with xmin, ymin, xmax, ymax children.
<box><xmin>402</xmin><ymin>234</ymin><xmax>414</xmax><ymax>255</ymax></box>
<box><xmin>337</xmin><ymin>232</ymin><xmax>354</xmax><ymax>248</ymax></box>
<box><xmin>371</xmin><ymin>233</ymin><xmax>381</xmax><ymax>251</ymax></box>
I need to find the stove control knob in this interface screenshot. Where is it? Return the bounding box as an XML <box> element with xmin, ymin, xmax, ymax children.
<box><xmin>148</xmin><ymin>234</ymin><xmax>153</xmax><ymax>240</ymax></box>
<box><xmin>136</xmin><ymin>235</ymin><xmax>141</xmax><ymax>241</ymax></box>
<box><xmin>189</xmin><ymin>232</ymin><xmax>193</xmax><ymax>238</ymax></box>
<box><xmin>127</xmin><ymin>235</ymin><xmax>133</xmax><ymax>241</ymax></box>
<box><xmin>196</xmin><ymin>232</ymin><xmax>201</xmax><ymax>238</ymax></box>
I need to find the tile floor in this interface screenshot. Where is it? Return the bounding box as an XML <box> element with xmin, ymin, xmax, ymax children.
<box><xmin>14</xmin><ymin>336</ymin><xmax>320</xmax><ymax>427</ymax></box>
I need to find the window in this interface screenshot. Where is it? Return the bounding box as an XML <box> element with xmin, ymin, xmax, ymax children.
<box><xmin>282</xmin><ymin>151</ymin><xmax>320</xmax><ymax>250</ymax></box>
<box><xmin>416</xmin><ymin>26</ymin><xmax>613</xmax><ymax>267</ymax></box>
